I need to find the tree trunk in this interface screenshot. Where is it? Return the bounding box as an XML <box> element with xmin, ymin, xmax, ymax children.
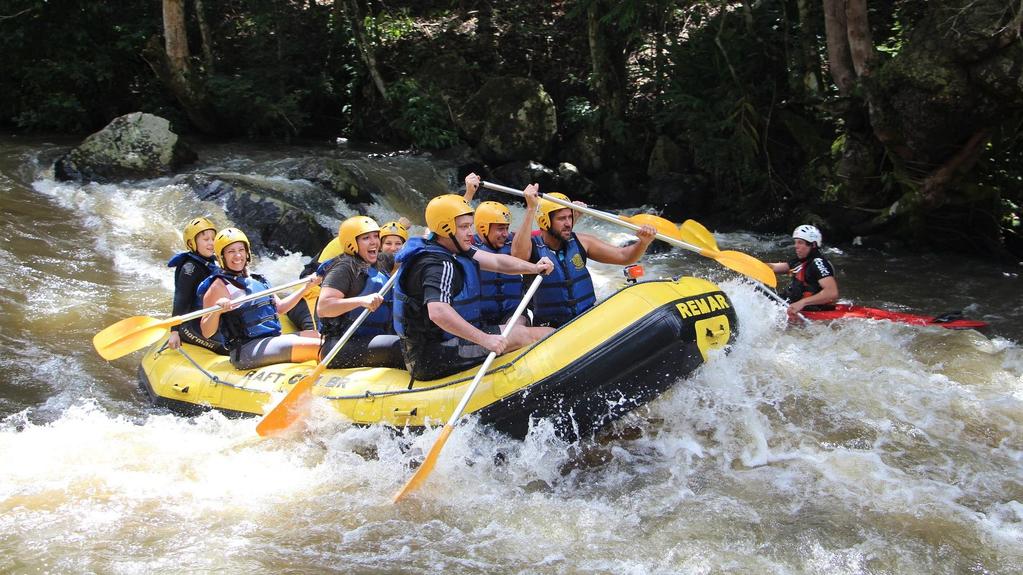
<box><xmin>162</xmin><ymin>0</ymin><xmax>190</xmax><ymax>74</ymax></box>
<box><xmin>194</xmin><ymin>0</ymin><xmax>214</xmax><ymax>71</ymax></box>
<box><xmin>142</xmin><ymin>0</ymin><xmax>217</xmax><ymax>133</ymax></box>
<box><xmin>586</xmin><ymin>0</ymin><xmax>627</xmax><ymax>139</ymax></box>
<box><xmin>822</xmin><ymin>0</ymin><xmax>854</xmax><ymax>95</ymax></box>
<box><xmin>342</xmin><ymin>0</ymin><xmax>388</xmax><ymax>101</ymax></box>
<box><xmin>795</xmin><ymin>0</ymin><xmax>822</xmax><ymax>97</ymax></box>
<box><xmin>844</xmin><ymin>0</ymin><xmax>876</xmax><ymax>77</ymax></box>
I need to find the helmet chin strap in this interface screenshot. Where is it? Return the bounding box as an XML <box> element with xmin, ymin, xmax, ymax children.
<box><xmin>449</xmin><ymin>233</ymin><xmax>471</xmax><ymax>256</ymax></box>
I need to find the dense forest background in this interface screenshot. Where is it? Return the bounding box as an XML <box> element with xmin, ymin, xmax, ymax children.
<box><xmin>2</xmin><ymin>0</ymin><xmax>1021</xmax><ymax>259</ymax></box>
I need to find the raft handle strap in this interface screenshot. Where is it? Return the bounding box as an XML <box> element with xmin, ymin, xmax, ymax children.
<box><xmin>175</xmin><ymin>346</ymin><xmax>225</xmax><ymax>386</ymax></box>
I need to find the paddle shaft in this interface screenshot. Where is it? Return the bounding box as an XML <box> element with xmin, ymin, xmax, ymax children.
<box><xmin>443</xmin><ymin>273</ymin><xmax>544</xmax><ymax>426</ymax></box>
<box><xmin>318</xmin><ymin>272</ymin><xmax>399</xmax><ymax>367</ymax></box>
<box><xmin>255</xmin><ymin>272</ymin><xmax>399</xmax><ymax>437</ymax></box>
<box><xmin>391</xmin><ymin>274</ymin><xmax>544</xmax><ymax>502</ymax></box>
<box><xmin>481</xmin><ymin>181</ymin><xmax>705</xmax><ymax>254</ymax></box>
<box><xmin>177</xmin><ymin>276</ymin><xmax>314</xmax><ymax>327</ymax></box>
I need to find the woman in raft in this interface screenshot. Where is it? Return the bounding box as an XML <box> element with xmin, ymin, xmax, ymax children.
<box><xmin>315</xmin><ymin>216</ymin><xmax>404</xmax><ymax>368</ymax></box>
<box><xmin>197</xmin><ymin>227</ymin><xmax>322</xmax><ymax>370</ymax></box>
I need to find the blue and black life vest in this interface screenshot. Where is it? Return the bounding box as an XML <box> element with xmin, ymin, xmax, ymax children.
<box><xmin>392</xmin><ymin>237</ymin><xmax>482</xmax><ymax>340</ymax></box>
<box><xmin>531</xmin><ymin>232</ymin><xmax>596</xmax><ymax>327</ymax></box>
<box><xmin>473</xmin><ymin>232</ymin><xmax>523</xmax><ymax>321</ymax></box>
<box><xmin>167</xmin><ymin>251</ymin><xmax>219</xmax><ymax>309</ymax></box>
<box><xmin>320</xmin><ymin>257</ymin><xmax>393</xmax><ymax>338</ymax></box>
<box><xmin>196</xmin><ymin>271</ymin><xmax>281</xmax><ymax>348</ymax></box>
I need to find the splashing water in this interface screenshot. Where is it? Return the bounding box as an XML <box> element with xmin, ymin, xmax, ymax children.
<box><xmin>1</xmin><ymin>137</ymin><xmax>1021</xmax><ymax>573</ymax></box>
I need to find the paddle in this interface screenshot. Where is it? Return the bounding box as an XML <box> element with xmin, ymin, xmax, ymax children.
<box><xmin>392</xmin><ymin>274</ymin><xmax>544</xmax><ymax>502</ymax></box>
<box><xmin>93</xmin><ymin>276</ymin><xmax>314</xmax><ymax>361</ymax></box>
<box><xmin>481</xmin><ymin>181</ymin><xmax>776</xmax><ymax>288</ymax></box>
<box><xmin>681</xmin><ymin>219</ymin><xmax>807</xmax><ymax>322</ymax></box>
<box><xmin>255</xmin><ymin>272</ymin><xmax>400</xmax><ymax>437</ymax></box>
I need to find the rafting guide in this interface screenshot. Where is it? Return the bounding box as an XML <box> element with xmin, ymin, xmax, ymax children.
<box><xmin>511</xmin><ymin>185</ymin><xmax>658</xmax><ymax>328</ymax></box>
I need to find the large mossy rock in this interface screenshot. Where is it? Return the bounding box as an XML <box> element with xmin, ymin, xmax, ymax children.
<box><xmin>54</xmin><ymin>112</ymin><xmax>196</xmax><ymax>182</ymax></box>
<box><xmin>456</xmin><ymin>77</ymin><xmax>557</xmax><ymax>164</ymax></box>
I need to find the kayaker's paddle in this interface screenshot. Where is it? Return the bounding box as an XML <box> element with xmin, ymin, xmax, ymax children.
<box><xmin>93</xmin><ymin>276</ymin><xmax>314</xmax><ymax>361</ymax></box>
<box><xmin>255</xmin><ymin>272</ymin><xmax>399</xmax><ymax>437</ymax></box>
<box><xmin>681</xmin><ymin>219</ymin><xmax>808</xmax><ymax>322</ymax></box>
<box><xmin>481</xmin><ymin>181</ymin><xmax>776</xmax><ymax>288</ymax></box>
<box><xmin>392</xmin><ymin>274</ymin><xmax>544</xmax><ymax>502</ymax></box>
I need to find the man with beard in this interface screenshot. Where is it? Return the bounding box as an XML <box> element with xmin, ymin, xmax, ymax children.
<box><xmin>510</xmin><ymin>187</ymin><xmax>657</xmax><ymax>328</ymax></box>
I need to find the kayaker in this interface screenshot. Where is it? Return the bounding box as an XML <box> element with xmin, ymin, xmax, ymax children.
<box><xmin>392</xmin><ymin>193</ymin><xmax>555</xmax><ymax>381</ymax></box>
<box><xmin>511</xmin><ymin>186</ymin><xmax>657</xmax><ymax>328</ymax></box>
<box><xmin>316</xmin><ymin>216</ymin><xmax>404</xmax><ymax>368</ymax></box>
<box><xmin>197</xmin><ymin>227</ymin><xmax>322</xmax><ymax>370</ymax></box>
<box><xmin>379</xmin><ymin>218</ymin><xmax>411</xmax><ymax>255</ymax></box>
<box><xmin>462</xmin><ymin>172</ymin><xmax>527</xmax><ymax>326</ymax></box>
<box><xmin>166</xmin><ymin>216</ymin><xmax>228</xmax><ymax>354</ymax></box>
<box><xmin>769</xmin><ymin>224</ymin><xmax>839</xmax><ymax>316</ymax></box>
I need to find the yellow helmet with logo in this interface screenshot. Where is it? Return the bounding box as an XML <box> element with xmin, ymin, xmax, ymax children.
<box><xmin>426</xmin><ymin>194</ymin><xmax>473</xmax><ymax>236</ymax></box>
<box><xmin>183</xmin><ymin>216</ymin><xmax>216</xmax><ymax>252</ymax></box>
<box><xmin>213</xmin><ymin>227</ymin><xmax>251</xmax><ymax>267</ymax></box>
<box><xmin>338</xmin><ymin>216</ymin><xmax>381</xmax><ymax>256</ymax></box>
<box><xmin>536</xmin><ymin>192</ymin><xmax>571</xmax><ymax>231</ymax></box>
<box><xmin>379</xmin><ymin>220</ymin><xmax>409</xmax><ymax>242</ymax></box>
<box><xmin>474</xmin><ymin>201</ymin><xmax>512</xmax><ymax>238</ymax></box>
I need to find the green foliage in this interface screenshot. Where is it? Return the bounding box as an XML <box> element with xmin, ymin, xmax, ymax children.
<box><xmin>206</xmin><ymin>75</ymin><xmax>310</xmax><ymax>139</ymax></box>
<box><xmin>367</xmin><ymin>10</ymin><xmax>416</xmax><ymax>42</ymax></box>
<box><xmin>0</xmin><ymin>1</ymin><xmax>167</xmax><ymax>132</ymax></box>
<box><xmin>563</xmin><ymin>96</ymin><xmax>597</xmax><ymax>132</ymax></box>
<box><xmin>386</xmin><ymin>78</ymin><xmax>458</xmax><ymax>149</ymax></box>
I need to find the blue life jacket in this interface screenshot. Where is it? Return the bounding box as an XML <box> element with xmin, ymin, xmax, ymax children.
<box><xmin>167</xmin><ymin>251</ymin><xmax>219</xmax><ymax>273</ymax></box>
<box><xmin>320</xmin><ymin>256</ymin><xmax>393</xmax><ymax>338</ymax></box>
<box><xmin>531</xmin><ymin>232</ymin><xmax>596</xmax><ymax>327</ymax></box>
<box><xmin>168</xmin><ymin>251</ymin><xmax>218</xmax><ymax>308</ymax></box>
<box><xmin>392</xmin><ymin>236</ymin><xmax>482</xmax><ymax>340</ymax></box>
<box><xmin>473</xmin><ymin>232</ymin><xmax>524</xmax><ymax>321</ymax></box>
<box><xmin>196</xmin><ymin>271</ymin><xmax>281</xmax><ymax>348</ymax></box>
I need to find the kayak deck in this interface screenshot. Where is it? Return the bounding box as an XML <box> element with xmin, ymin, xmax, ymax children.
<box><xmin>801</xmin><ymin>304</ymin><xmax>988</xmax><ymax>330</ymax></box>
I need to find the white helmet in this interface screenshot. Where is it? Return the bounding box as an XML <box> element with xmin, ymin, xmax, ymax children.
<box><xmin>792</xmin><ymin>224</ymin><xmax>822</xmax><ymax>246</ymax></box>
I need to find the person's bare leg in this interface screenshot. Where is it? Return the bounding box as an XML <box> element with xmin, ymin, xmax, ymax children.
<box><xmin>502</xmin><ymin>324</ymin><xmax>554</xmax><ymax>351</ymax></box>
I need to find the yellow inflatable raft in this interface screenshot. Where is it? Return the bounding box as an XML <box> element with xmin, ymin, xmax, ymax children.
<box><xmin>138</xmin><ymin>277</ymin><xmax>736</xmax><ymax>438</ymax></box>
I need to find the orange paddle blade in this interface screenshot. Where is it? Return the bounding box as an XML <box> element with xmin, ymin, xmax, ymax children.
<box><xmin>623</xmin><ymin>214</ymin><xmax>682</xmax><ymax>240</ymax></box>
<box><xmin>93</xmin><ymin>315</ymin><xmax>176</xmax><ymax>361</ymax></box>
<box><xmin>679</xmin><ymin>220</ymin><xmax>718</xmax><ymax>251</ymax></box>
<box><xmin>392</xmin><ymin>424</ymin><xmax>454</xmax><ymax>502</ymax></box>
<box><xmin>255</xmin><ymin>364</ymin><xmax>325</xmax><ymax>436</ymax></box>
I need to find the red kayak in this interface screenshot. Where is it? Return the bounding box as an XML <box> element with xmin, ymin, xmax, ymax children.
<box><xmin>800</xmin><ymin>305</ymin><xmax>988</xmax><ymax>330</ymax></box>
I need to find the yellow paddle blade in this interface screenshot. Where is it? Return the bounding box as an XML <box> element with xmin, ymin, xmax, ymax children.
<box><xmin>624</xmin><ymin>214</ymin><xmax>682</xmax><ymax>240</ymax></box>
<box><xmin>255</xmin><ymin>364</ymin><xmax>325</xmax><ymax>436</ymax></box>
<box><xmin>679</xmin><ymin>220</ymin><xmax>718</xmax><ymax>251</ymax></box>
<box><xmin>392</xmin><ymin>424</ymin><xmax>454</xmax><ymax>503</ymax></box>
<box><xmin>92</xmin><ymin>315</ymin><xmax>175</xmax><ymax>361</ymax></box>
<box><xmin>713</xmin><ymin>249</ymin><xmax>777</xmax><ymax>288</ymax></box>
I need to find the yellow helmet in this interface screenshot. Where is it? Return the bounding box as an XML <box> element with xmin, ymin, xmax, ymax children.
<box><xmin>213</xmin><ymin>227</ymin><xmax>251</xmax><ymax>267</ymax></box>
<box><xmin>379</xmin><ymin>220</ymin><xmax>409</xmax><ymax>242</ymax></box>
<box><xmin>426</xmin><ymin>194</ymin><xmax>473</xmax><ymax>236</ymax></box>
<box><xmin>536</xmin><ymin>192</ymin><xmax>572</xmax><ymax>231</ymax></box>
<box><xmin>474</xmin><ymin>201</ymin><xmax>512</xmax><ymax>238</ymax></box>
<box><xmin>338</xmin><ymin>216</ymin><xmax>381</xmax><ymax>256</ymax></box>
<box><xmin>182</xmin><ymin>216</ymin><xmax>216</xmax><ymax>252</ymax></box>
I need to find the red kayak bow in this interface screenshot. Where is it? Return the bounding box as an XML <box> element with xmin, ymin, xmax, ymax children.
<box><xmin>800</xmin><ymin>305</ymin><xmax>988</xmax><ymax>330</ymax></box>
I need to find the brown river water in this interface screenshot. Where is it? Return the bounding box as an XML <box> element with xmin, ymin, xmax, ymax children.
<box><xmin>1</xmin><ymin>135</ymin><xmax>1021</xmax><ymax>574</ymax></box>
